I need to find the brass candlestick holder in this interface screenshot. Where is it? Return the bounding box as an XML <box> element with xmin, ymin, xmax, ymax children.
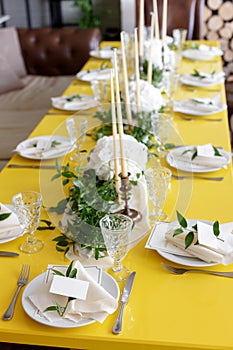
<box><xmin>117</xmin><ymin>172</ymin><xmax>142</xmax><ymax>222</ymax></box>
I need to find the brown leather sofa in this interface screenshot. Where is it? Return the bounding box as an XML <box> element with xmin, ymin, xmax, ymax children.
<box><xmin>0</xmin><ymin>27</ymin><xmax>102</xmax><ymax>170</ymax></box>
<box><xmin>135</xmin><ymin>0</ymin><xmax>204</xmax><ymax>40</ymax></box>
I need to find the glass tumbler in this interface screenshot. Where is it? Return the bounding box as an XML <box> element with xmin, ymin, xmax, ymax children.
<box><xmin>12</xmin><ymin>191</ymin><xmax>43</xmax><ymax>253</ymax></box>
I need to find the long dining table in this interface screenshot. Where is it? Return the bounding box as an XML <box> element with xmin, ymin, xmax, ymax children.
<box><xmin>0</xmin><ymin>40</ymin><xmax>233</xmax><ymax>350</ymax></box>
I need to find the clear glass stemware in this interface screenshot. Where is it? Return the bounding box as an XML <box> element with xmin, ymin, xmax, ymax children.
<box><xmin>12</xmin><ymin>191</ymin><xmax>43</xmax><ymax>253</ymax></box>
<box><xmin>100</xmin><ymin>213</ymin><xmax>133</xmax><ymax>282</ymax></box>
<box><xmin>66</xmin><ymin>115</ymin><xmax>88</xmax><ymax>164</ymax></box>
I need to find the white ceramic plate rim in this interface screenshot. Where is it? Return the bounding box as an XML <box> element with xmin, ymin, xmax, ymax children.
<box><xmin>52</xmin><ymin>94</ymin><xmax>97</xmax><ymax>111</ymax></box>
<box><xmin>166</xmin><ymin>145</ymin><xmax>230</xmax><ymax>173</ymax></box>
<box><xmin>173</xmin><ymin>101</ymin><xmax>227</xmax><ymax>116</ymax></box>
<box><xmin>89</xmin><ymin>49</ymin><xmax>114</xmax><ymax>59</ymax></box>
<box><xmin>180</xmin><ymin>75</ymin><xmax>224</xmax><ymax>87</ymax></box>
<box><xmin>16</xmin><ymin>136</ymin><xmax>73</xmax><ymax>160</ymax></box>
<box><xmin>22</xmin><ymin>269</ymin><xmax>119</xmax><ymax>328</ymax></box>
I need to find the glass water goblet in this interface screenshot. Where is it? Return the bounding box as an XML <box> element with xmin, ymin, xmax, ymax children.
<box><xmin>145</xmin><ymin>166</ymin><xmax>172</xmax><ymax>224</ymax></box>
<box><xmin>151</xmin><ymin>111</ymin><xmax>173</xmax><ymax>158</ymax></box>
<box><xmin>162</xmin><ymin>69</ymin><xmax>179</xmax><ymax>108</ymax></box>
<box><xmin>99</xmin><ymin>214</ymin><xmax>133</xmax><ymax>282</ymax></box>
<box><xmin>91</xmin><ymin>79</ymin><xmax>109</xmax><ymax>111</ymax></box>
<box><xmin>12</xmin><ymin>191</ymin><xmax>43</xmax><ymax>253</ymax></box>
<box><xmin>66</xmin><ymin>115</ymin><xmax>88</xmax><ymax>163</ymax></box>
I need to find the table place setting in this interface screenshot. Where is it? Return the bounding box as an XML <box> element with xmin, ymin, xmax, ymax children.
<box><xmin>76</xmin><ymin>68</ymin><xmax>112</xmax><ymax>82</ymax></box>
<box><xmin>15</xmin><ymin>136</ymin><xmax>74</xmax><ymax>160</ymax></box>
<box><xmin>89</xmin><ymin>48</ymin><xmax>121</xmax><ymax>60</ymax></box>
<box><xmin>51</xmin><ymin>94</ymin><xmax>98</xmax><ymax>111</ymax></box>
<box><xmin>180</xmin><ymin>70</ymin><xmax>225</xmax><ymax>87</ymax></box>
<box><xmin>22</xmin><ymin>261</ymin><xmax>119</xmax><ymax>328</ymax></box>
<box><xmin>182</xmin><ymin>44</ymin><xmax>223</xmax><ymax>61</ymax></box>
<box><xmin>0</xmin><ymin>203</ymin><xmax>24</xmax><ymax>243</ymax></box>
<box><xmin>145</xmin><ymin>212</ymin><xmax>233</xmax><ymax>267</ymax></box>
<box><xmin>173</xmin><ymin>95</ymin><xmax>227</xmax><ymax>116</ymax></box>
<box><xmin>166</xmin><ymin>143</ymin><xmax>230</xmax><ymax>173</ymax></box>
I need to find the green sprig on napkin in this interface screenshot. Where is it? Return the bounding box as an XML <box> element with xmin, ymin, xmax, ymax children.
<box><xmin>173</xmin><ymin>211</ymin><xmax>221</xmax><ymax>249</ymax></box>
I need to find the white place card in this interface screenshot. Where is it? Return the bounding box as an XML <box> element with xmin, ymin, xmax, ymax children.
<box><xmin>197</xmin><ymin>221</ymin><xmax>218</xmax><ymax>249</ymax></box>
<box><xmin>49</xmin><ymin>275</ymin><xmax>89</xmax><ymax>300</ymax></box>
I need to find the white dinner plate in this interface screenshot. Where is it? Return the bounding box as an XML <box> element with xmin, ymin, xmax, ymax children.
<box><xmin>182</xmin><ymin>48</ymin><xmax>223</xmax><ymax>61</ymax></box>
<box><xmin>180</xmin><ymin>74</ymin><xmax>225</xmax><ymax>87</ymax></box>
<box><xmin>16</xmin><ymin>136</ymin><xmax>73</xmax><ymax>160</ymax></box>
<box><xmin>22</xmin><ymin>268</ymin><xmax>119</xmax><ymax>328</ymax></box>
<box><xmin>76</xmin><ymin>69</ymin><xmax>111</xmax><ymax>82</ymax></box>
<box><xmin>166</xmin><ymin>145</ymin><xmax>230</xmax><ymax>173</ymax></box>
<box><xmin>0</xmin><ymin>204</ymin><xmax>24</xmax><ymax>244</ymax></box>
<box><xmin>51</xmin><ymin>94</ymin><xmax>97</xmax><ymax>111</ymax></box>
<box><xmin>145</xmin><ymin>219</ymin><xmax>217</xmax><ymax>267</ymax></box>
<box><xmin>173</xmin><ymin>100</ymin><xmax>227</xmax><ymax>116</ymax></box>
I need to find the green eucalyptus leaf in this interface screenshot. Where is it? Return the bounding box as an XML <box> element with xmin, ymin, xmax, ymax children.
<box><xmin>213</xmin><ymin>145</ymin><xmax>222</xmax><ymax>157</ymax></box>
<box><xmin>173</xmin><ymin>228</ymin><xmax>184</xmax><ymax>236</ymax></box>
<box><xmin>213</xmin><ymin>220</ymin><xmax>220</xmax><ymax>237</ymax></box>
<box><xmin>66</xmin><ymin>261</ymin><xmax>74</xmax><ymax>277</ymax></box>
<box><xmin>185</xmin><ymin>231</ymin><xmax>194</xmax><ymax>249</ymax></box>
<box><xmin>176</xmin><ymin>211</ymin><xmax>187</xmax><ymax>228</ymax></box>
<box><xmin>0</xmin><ymin>213</ymin><xmax>11</xmax><ymax>221</ymax></box>
<box><xmin>51</xmin><ymin>269</ymin><xmax>65</xmax><ymax>276</ymax></box>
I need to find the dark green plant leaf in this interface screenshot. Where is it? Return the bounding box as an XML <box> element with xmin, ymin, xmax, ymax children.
<box><xmin>213</xmin><ymin>220</ymin><xmax>220</xmax><ymax>237</ymax></box>
<box><xmin>0</xmin><ymin>213</ymin><xmax>11</xmax><ymax>221</ymax></box>
<box><xmin>185</xmin><ymin>231</ymin><xmax>194</xmax><ymax>249</ymax></box>
<box><xmin>213</xmin><ymin>146</ymin><xmax>222</xmax><ymax>157</ymax></box>
<box><xmin>176</xmin><ymin>211</ymin><xmax>187</xmax><ymax>228</ymax></box>
<box><xmin>51</xmin><ymin>269</ymin><xmax>65</xmax><ymax>276</ymax></box>
<box><xmin>66</xmin><ymin>261</ymin><xmax>74</xmax><ymax>277</ymax></box>
<box><xmin>173</xmin><ymin>228</ymin><xmax>184</xmax><ymax>236</ymax></box>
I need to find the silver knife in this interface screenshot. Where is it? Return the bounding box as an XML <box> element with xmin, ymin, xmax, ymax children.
<box><xmin>7</xmin><ymin>164</ymin><xmax>64</xmax><ymax>169</ymax></box>
<box><xmin>0</xmin><ymin>251</ymin><xmax>19</xmax><ymax>257</ymax></box>
<box><xmin>112</xmin><ymin>271</ymin><xmax>136</xmax><ymax>334</ymax></box>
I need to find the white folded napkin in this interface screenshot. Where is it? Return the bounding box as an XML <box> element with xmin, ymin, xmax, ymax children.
<box><xmin>51</xmin><ymin>95</ymin><xmax>97</xmax><ymax>110</ymax></box>
<box><xmin>174</xmin><ymin>96</ymin><xmax>220</xmax><ymax>113</ymax></box>
<box><xmin>165</xmin><ymin>221</ymin><xmax>233</xmax><ymax>265</ymax></box>
<box><xmin>0</xmin><ymin>203</ymin><xmax>21</xmax><ymax>236</ymax></box>
<box><xmin>20</xmin><ymin>139</ymin><xmax>72</xmax><ymax>158</ymax></box>
<box><xmin>170</xmin><ymin>144</ymin><xmax>228</xmax><ymax>169</ymax></box>
<box><xmin>28</xmin><ymin>261</ymin><xmax>118</xmax><ymax>324</ymax></box>
<box><xmin>145</xmin><ymin>220</ymin><xmax>233</xmax><ymax>265</ymax></box>
<box><xmin>80</xmin><ymin>69</ymin><xmax>111</xmax><ymax>82</ymax></box>
<box><xmin>182</xmin><ymin>71</ymin><xmax>225</xmax><ymax>85</ymax></box>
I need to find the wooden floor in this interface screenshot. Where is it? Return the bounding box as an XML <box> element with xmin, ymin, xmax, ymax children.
<box><xmin>0</xmin><ymin>344</ymin><xmax>69</xmax><ymax>350</ymax></box>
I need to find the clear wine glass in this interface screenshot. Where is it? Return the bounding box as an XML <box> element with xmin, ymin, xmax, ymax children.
<box><xmin>162</xmin><ymin>69</ymin><xmax>179</xmax><ymax>108</ymax></box>
<box><xmin>144</xmin><ymin>166</ymin><xmax>171</xmax><ymax>224</ymax></box>
<box><xmin>150</xmin><ymin>110</ymin><xmax>173</xmax><ymax>158</ymax></box>
<box><xmin>66</xmin><ymin>115</ymin><xmax>88</xmax><ymax>163</ymax></box>
<box><xmin>91</xmin><ymin>79</ymin><xmax>109</xmax><ymax>111</ymax></box>
<box><xmin>12</xmin><ymin>191</ymin><xmax>43</xmax><ymax>253</ymax></box>
<box><xmin>99</xmin><ymin>213</ymin><xmax>133</xmax><ymax>282</ymax></box>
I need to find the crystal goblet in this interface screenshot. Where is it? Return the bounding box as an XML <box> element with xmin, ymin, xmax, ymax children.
<box><xmin>66</xmin><ymin>115</ymin><xmax>88</xmax><ymax>163</ymax></box>
<box><xmin>12</xmin><ymin>191</ymin><xmax>43</xmax><ymax>253</ymax></box>
<box><xmin>145</xmin><ymin>166</ymin><xmax>171</xmax><ymax>224</ymax></box>
<box><xmin>99</xmin><ymin>214</ymin><xmax>133</xmax><ymax>282</ymax></box>
<box><xmin>150</xmin><ymin>110</ymin><xmax>173</xmax><ymax>158</ymax></box>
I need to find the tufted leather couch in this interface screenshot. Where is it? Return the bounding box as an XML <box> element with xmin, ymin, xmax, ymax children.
<box><xmin>135</xmin><ymin>0</ymin><xmax>204</xmax><ymax>40</ymax></box>
<box><xmin>0</xmin><ymin>27</ymin><xmax>102</xmax><ymax>170</ymax></box>
<box><xmin>17</xmin><ymin>27</ymin><xmax>102</xmax><ymax>76</ymax></box>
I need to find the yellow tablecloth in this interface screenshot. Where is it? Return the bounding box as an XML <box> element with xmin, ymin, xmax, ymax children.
<box><xmin>0</xmin><ymin>41</ymin><xmax>233</xmax><ymax>350</ymax></box>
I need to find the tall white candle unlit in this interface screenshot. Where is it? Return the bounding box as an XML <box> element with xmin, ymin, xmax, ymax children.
<box><xmin>139</xmin><ymin>0</ymin><xmax>144</xmax><ymax>57</ymax></box>
<box><xmin>147</xmin><ymin>12</ymin><xmax>155</xmax><ymax>84</ymax></box>
<box><xmin>113</xmin><ymin>50</ymin><xmax>128</xmax><ymax>178</ymax></box>
<box><xmin>110</xmin><ymin>69</ymin><xmax>120</xmax><ymax>192</ymax></box>
<box><xmin>120</xmin><ymin>31</ymin><xmax>132</xmax><ymax>125</ymax></box>
<box><xmin>162</xmin><ymin>0</ymin><xmax>167</xmax><ymax>44</ymax></box>
<box><xmin>153</xmin><ymin>0</ymin><xmax>159</xmax><ymax>39</ymax></box>
<box><xmin>134</xmin><ymin>28</ymin><xmax>141</xmax><ymax>111</ymax></box>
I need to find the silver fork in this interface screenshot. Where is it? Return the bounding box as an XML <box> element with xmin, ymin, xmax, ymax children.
<box><xmin>179</xmin><ymin>115</ymin><xmax>223</xmax><ymax>122</ymax></box>
<box><xmin>172</xmin><ymin>174</ymin><xmax>224</xmax><ymax>181</ymax></box>
<box><xmin>2</xmin><ymin>264</ymin><xmax>30</xmax><ymax>320</ymax></box>
<box><xmin>161</xmin><ymin>263</ymin><xmax>233</xmax><ymax>278</ymax></box>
